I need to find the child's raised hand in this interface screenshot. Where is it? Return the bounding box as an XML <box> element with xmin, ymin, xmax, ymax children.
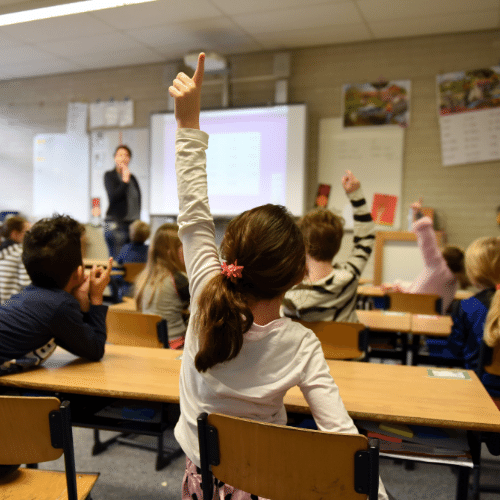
<box><xmin>411</xmin><ymin>197</ymin><xmax>423</xmax><ymax>213</ymax></box>
<box><xmin>169</xmin><ymin>52</ymin><xmax>205</xmax><ymax>130</ymax></box>
<box><xmin>341</xmin><ymin>170</ymin><xmax>360</xmax><ymax>194</ymax></box>
<box><xmin>89</xmin><ymin>257</ymin><xmax>113</xmax><ymax>305</ymax></box>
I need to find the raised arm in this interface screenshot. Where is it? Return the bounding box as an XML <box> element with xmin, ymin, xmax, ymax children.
<box><xmin>339</xmin><ymin>171</ymin><xmax>375</xmax><ymax>277</ymax></box>
<box><xmin>410</xmin><ymin>198</ymin><xmax>442</xmax><ymax>268</ymax></box>
<box><xmin>168</xmin><ymin>54</ymin><xmax>220</xmax><ymax>298</ymax></box>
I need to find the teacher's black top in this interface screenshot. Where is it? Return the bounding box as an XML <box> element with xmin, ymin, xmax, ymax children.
<box><xmin>104</xmin><ymin>168</ymin><xmax>141</xmax><ymax>222</ymax></box>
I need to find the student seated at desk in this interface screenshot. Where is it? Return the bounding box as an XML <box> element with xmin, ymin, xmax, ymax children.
<box><xmin>113</xmin><ymin>219</ymin><xmax>150</xmax><ymax>299</ymax></box>
<box><xmin>382</xmin><ymin>198</ymin><xmax>467</xmax><ymax>314</ymax></box>
<box><xmin>0</xmin><ymin>215</ymin><xmax>112</xmax><ymax>375</ymax></box>
<box><xmin>115</xmin><ymin>219</ymin><xmax>150</xmax><ymax>265</ymax></box>
<box><xmin>0</xmin><ymin>215</ymin><xmax>31</xmax><ymax>304</ymax></box>
<box><xmin>135</xmin><ymin>223</ymin><xmax>189</xmax><ymax>349</ymax></box>
<box><xmin>282</xmin><ymin>170</ymin><xmax>375</xmax><ymax>323</ymax></box>
<box><xmin>168</xmin><ymin>53</ymin><xmax>389</xmax><ymax>500</ymax></box>
<box><xmin>427</xmin><ymin>236</ymin><xmax>500</xmax><ymax>396</ymax></box>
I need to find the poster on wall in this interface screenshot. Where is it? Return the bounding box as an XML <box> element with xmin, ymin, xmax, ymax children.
<box><xmin>342</xmin><ymin>80</ymin><xmax>410</xmax><ymax>128</ymax></box>
<box><xmin>437</xmin><ymin>66</ymin><xmax>500</xmax><ymax>166</ymax></box>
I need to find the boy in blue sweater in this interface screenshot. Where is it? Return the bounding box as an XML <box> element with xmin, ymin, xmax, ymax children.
<box><xmin>0</xmin><ymin>215</ymin><xmax>112</xmax><ymax>375</ymax></box>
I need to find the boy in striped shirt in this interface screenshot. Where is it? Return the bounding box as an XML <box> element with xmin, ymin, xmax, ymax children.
<box><xmin>283</xmin><ymin>170</ymin><xmax>375</xmax><ymax>323</ymax></box>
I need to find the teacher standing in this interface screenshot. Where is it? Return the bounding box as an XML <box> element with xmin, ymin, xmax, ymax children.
<box><xmin>104</xmin><ymin>145</ymin><xmax>142</xmax><ymax>259</ymax></box>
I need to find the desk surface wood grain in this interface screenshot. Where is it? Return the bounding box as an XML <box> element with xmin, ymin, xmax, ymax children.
<box><xmin>356</xmin><ymin>309</ymin><xmax>412</xmax><ymax>332</ymax></box>
<box><xmin>1</xmin><ymin>344</ymin><xmax>499</xmax><ymax>432</ymax></box>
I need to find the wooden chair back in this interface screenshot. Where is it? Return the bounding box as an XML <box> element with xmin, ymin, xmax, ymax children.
<box><xmin>106</xmin><ymin>309</ymin><xmax>165</xmax><ymax>348</ymax></box>
<box><xmin>294</xmin><ymin>320</ymin><xmax>368</xmax><ymax>360</ymax></box>
<box><xmin>198</xmin><ymin>412</ymin><xmax>379</xmax><ymax>500</ymax></box>
<box><xmin>123</xmin><ymin>262</ymin><xmax>146</xmax><ymax>282</ymax></box>
<box><xmin>0</xmin><ymin>396</ymin><xmax>98</xmax><ymax>500</ymax></box>
<box><xmin>387</xmin><ymin>292</ymin><xmax>442</xmax><ymax>315</ymax></box>
<box><xmin>0</xmin><ymin>396</ymin><xmax>62</xmax><ymax>465</ymax></box>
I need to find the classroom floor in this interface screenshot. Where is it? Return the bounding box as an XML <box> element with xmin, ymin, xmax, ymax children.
<box><xmin>37</xmin><ymin>426</ymin><xmax>500</xmax><ymax>499</ymax></box>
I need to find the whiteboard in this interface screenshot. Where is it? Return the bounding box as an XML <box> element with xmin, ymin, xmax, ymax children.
<box><xmin>33</xmin><ymin>133</ymin><xmax>90</xmax><ymax>222</ymax></box>
<box><xmin>382</xmin><ymin>240</ymin><xmax>424</xmax><ymax>284</ymax></box>
<box><xmin>318</xmin><ymin>118</ymin><xmax>404</xmax><ymax>229</ymax></box>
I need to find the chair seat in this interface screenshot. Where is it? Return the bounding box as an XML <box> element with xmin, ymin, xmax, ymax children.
<box><xmin>0</xmin><ymin>468</ymin><xmax>99</xmax><ymax>500</ymax></box>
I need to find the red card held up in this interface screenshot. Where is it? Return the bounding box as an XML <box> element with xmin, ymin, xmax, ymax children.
<box><xmin>371</xmin><ymin>193</ymin><xmax>398</xmax><ymax>226</ymax></box>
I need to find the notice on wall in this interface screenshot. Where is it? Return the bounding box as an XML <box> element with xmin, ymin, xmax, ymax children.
<box><xmin>437</xmin><ymin>66</ymin><xmax>500</xmax><ymax>166</ymax></box>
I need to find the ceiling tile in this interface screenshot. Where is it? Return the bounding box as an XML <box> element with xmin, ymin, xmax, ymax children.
<box><xmin>71</xmin><ymin>47</ymin><xmax>165</xmax><ymax>69</ymax></box>
<box><xmin>89</xmin><ymin>0</ymin><xmax>222</xmax><ymax>30</ymax></box>
<box><xmin>128</xmin><ymin>17</ymin><xmax>262</xmax><ymax>56</ymax></box>
<box><xmin>38</xmin><ymin>32</ymin><xmax>152</xmax><ymax>57</ymax></box>
<box><xmin>0</xmin><ymin>58</ymin><xmax>83</xmax><ymax>80</ymax></box>
<box><xmin>370</xmin><ymin>9</ymin><xmax>500</xmax><ymax>39</ymax></box>
<box><xmin>0</xmin><ymin>44</ymin><xmax>58</xmax><ymax>64</ymax></box>
<box><xmin>0</xmin><ymin>13</ymin><xmax>114</xmax><ymax>43</ymax></box>
<box><xmin>357</xmin><ymin>0</ymin><xmax>500</xmax><ymax>22</ymax></box>
<box><xmin>209</xmin><ymin>0</ymin><xmax>348</xmax><ymax>16</ymax></box>
<box><xmin>232</xmin><ymin>2</ymin><xmax>363</xmax><ymax>34</ymax></box>
<box><xmin>255</xmin><ymin>22</ymin><xmax>372</xmax><ymax>49</ymax></box>
<box><xmin>0</xmin><ymin>32</ymin><xmax>22</xmax><ymax>48</ymax></box>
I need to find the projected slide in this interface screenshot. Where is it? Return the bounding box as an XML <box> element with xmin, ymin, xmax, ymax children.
<box><xmin>150</xmin><ymin>104</ymin><xmax>307</xmax><ymax>217</ymax></box>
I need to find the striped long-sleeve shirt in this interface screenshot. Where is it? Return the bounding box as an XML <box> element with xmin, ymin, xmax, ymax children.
<box><xmin>282</xmin><ymin>188</ymin><xmax>375</xmax><ymax>323</ymax></box>
<box><xmin>0</xmin><ymin>241</ymin><xmax>31</xmax><ymax>305</ymax></box>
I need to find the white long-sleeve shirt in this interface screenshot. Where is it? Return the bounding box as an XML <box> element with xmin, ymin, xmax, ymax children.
<box><xmin>172</xmin><ymin>128</ymin><xmax>388</xmax><ymax>500</ymax></box>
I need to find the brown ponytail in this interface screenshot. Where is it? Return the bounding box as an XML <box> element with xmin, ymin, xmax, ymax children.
<box><xmin>194</xmin><ymin>204</ymin><xmax>306</xmax><ymax>372</ymax></box>
<box><xmin>195</xmin><ymin>274</ymin><xmax>253</xmax><ymax>372</ymax></box>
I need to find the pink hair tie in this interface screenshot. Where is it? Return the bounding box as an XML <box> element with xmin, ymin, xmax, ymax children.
<box><xmin>496</xmin><ymin>283</ymin><xmax>500</xmax><ymax>291</ymax></box>
<box><xmin>221</xmin><ymin>260</ymin><xmax>244</xmax><ymax>279</ymax></box>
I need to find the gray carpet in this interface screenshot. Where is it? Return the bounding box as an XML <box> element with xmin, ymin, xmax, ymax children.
<box><xmin>36</xmin><ymin>426</ymin><xmax>500</xmax><ymax>499</ymax></box>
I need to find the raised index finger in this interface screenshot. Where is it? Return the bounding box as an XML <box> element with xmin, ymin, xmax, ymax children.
<box><xmin>193</xmin><ymin>52</ymin><xmax>205</xmax><ymax>87</ymax></box>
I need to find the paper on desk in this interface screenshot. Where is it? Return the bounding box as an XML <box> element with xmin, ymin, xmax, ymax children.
<box><xmin>380</xmin><ymin>452</ymin><xmax>473</xmax><ymax>468</ymax></box>
<box><xmin>427</xmin><ymin>368</ymin><xmax>471</xmax><ymax>380</ymax></box>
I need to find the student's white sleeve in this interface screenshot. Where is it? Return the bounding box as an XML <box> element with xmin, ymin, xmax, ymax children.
<box><xmin>298</xmin><ymin>335</ymin><xmax>389</xmax><ymax>500</ymax></box>
<box><xmin>175</xmin><ymin>128</ymin><xmax>221</xmax><ymax>300</ymax></box>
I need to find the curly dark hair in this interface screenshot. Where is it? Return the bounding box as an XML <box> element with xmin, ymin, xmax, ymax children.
<box><xmin>22</xmin><ymin>214</ymin><xmax>85</xmax><ymax>289</ymax></box>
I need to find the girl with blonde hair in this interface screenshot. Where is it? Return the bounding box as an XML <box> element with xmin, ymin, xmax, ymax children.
<box><xmin>134</xmin><ymin>223</ymin><xmax>189</xmax><ymax>349</ymax></box>
<box><xmin>427</xmin><ymin>236</ymin><xmax>500</xmax><ymax>396</ymax></box>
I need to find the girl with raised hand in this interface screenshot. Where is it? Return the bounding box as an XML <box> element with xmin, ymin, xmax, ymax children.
<box><xmin>169</xmin><ymin>53</ymin><xmax>389</xmax><ymax>500</ymax></box>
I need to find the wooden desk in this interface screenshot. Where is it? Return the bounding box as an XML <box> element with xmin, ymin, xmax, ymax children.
<box><xmin>356</xmin><ymin>310</ymin><xmax>411</xmax><ymax>332</ymax></box>
<box><xmin>285</xmin><ymin>359</ymin><xmax>500</xmax><ymax>432</ymax></box>
<box><xmin>110</xmin><ymin>297</ymin><xmax>137</xmax><ymax>311</ymax></box>
<box><xmin>1</xmin><ymin>345</ymin><xmax>498</xmax><ymax>433</ymax></box>
<box><xmin>411</xmin><ymin>314</ymin><xmax>452</xmax><ymax>336</ymax></box>
<box><xmin>1</xmin><ymin>345</ymin><xmax>499</xmax><ymax>499</ymax></box>
<box><xmin>0</xmin><ymin>345</ymin><xmax>181</xmax><ymax>403</ymax></box>
<box><xmin>357</xmin><ymin>285</ymin><xmax>474</xmax><ymax>302</ymax></box>
<box><xmin>357</xmin><ymin>285</ymin><xmax>386</xmax><ymax>297</ymax></box>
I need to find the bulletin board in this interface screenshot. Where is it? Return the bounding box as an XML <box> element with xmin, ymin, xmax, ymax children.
<box><xmin>318</xmin><ymin>118</ymin><xmax>405</xmax><ymax>229</ymax></box>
